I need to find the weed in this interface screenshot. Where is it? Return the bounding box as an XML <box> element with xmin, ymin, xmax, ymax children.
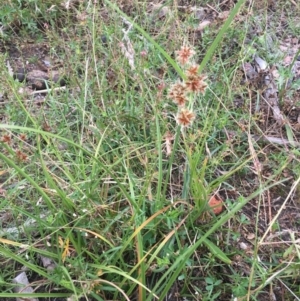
<box><xmin>1</xmin><ymin>0</ymin><xmax>300</xmax><ymax>300</ymax></box>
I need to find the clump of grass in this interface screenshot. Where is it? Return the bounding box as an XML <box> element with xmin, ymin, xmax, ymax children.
<box><xmin>1</xmin><ymin>0</ymin><xmax>300</xmax><ymax>300</ymax></box>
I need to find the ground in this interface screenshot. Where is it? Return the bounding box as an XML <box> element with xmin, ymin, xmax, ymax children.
<box><xmin>1</xmin><ymin>0</ymin><xmax>300</xmax><ymax>300</ymax></box>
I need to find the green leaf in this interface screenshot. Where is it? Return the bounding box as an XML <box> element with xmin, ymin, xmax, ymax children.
<box><xmin>203</xmin><ymin>237</ymin><xmax>231</xmax><ymax>264</ymax></box>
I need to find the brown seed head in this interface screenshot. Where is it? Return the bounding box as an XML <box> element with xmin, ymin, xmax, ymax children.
<box><xmin>1</xmin><ymin>135</ymin><xmax>12</xmax><ymax>144</ymax></box>
<box><xmin>176</xmin><ymin>108</ymin><xmax>195</xmax><ymax>127</ymax></box>
<box><xmin>16</xmin><ymin>150</ymin><xmax>28</xmax><ymax>162</ymax></box>
<box><xmin>168</xmin><ymin>82</ymin><xmax>188</xmax><ymax>106</ymax></box>
<box><xmin>186</xmin><ymin>65</ymin><xmax>199</xmax><ymax>76</ymax></box>
<box><xmin>175</xmin><ymin>46</ymin><xmax>196</xmax><ymax>65</ymax></box>
<box><xmin>185</xmin><ymin>74</ymin><xmax>208</xmax><ymax>94</ymax></box>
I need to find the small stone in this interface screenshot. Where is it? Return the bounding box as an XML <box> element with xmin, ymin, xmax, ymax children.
<box><xmin>12</xmin><ymin>272</ymin><xmax>39</xmax><ymax>301</ymax></box>
<box><xmin>50</xmin><ymin>71</ymin><xmax>67</xmax><ymax>86</ymax></box>
<box><xmin>239</xmin><ymin>242</ymin><xmax>248</xmax><ymax>250</ymax></box>
<box><xmin>27</xmin><ymin>70</ymin><xmax>49</xmax><ymax>82</ymax></box>
<box><xmin>32</xmin><ymin>80</ymin><xmax>47</xmax><ymax>90</ymax></box>
<box><xmin>191</xmin><ymin>7</ymin><xmax>206</xmax><ymax>20</ymax></box>
<box><xmin>101</xmin><ymin>35</ymin><xmax>108</xmax><ymax>45</ymax></box>
<box><xmin>247</xmin><ymin>233</ymin><xmax>255</xmax><ymax>240</ymax></box>
<box><xmin>13</xmin><ymin>68</ymin><xmax>26</xmax><ymax>82</ymax></box>
<box><xmin>27</xmin><ymin>70</ymin><xmax>49</xmax><ymax>90</ymax></box>
<box><xmin>208</xmin><ymin>195</ymin><xmax>223</xmax><ymax>215</ymax></box>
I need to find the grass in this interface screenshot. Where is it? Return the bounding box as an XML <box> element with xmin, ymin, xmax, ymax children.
<box><xmin>1</xmin><ymin>0</ymin><xmax>300</xmax><ymax>300</ymax></box>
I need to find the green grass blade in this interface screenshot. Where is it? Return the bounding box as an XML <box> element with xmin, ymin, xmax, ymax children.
<box><xmin>198</xmin><ymin>0</ymin><xmax>247</xmax><ymax>73</ymax></box>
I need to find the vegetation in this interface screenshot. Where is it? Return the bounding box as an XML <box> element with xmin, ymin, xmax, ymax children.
<box><xmin>1</xmin><ymin>0</ymin><xmax>300</xmax><ymax>300</ymax></box>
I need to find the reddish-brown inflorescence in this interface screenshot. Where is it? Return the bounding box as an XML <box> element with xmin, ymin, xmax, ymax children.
<box><xmin>1</xmin><ymin>135</ymin><xmax>12</xmax><ymax>144</ymax></box>
<box><xmin>185</xmin><ymin>74</ymin><xmax>208</xmax><ymax>94</ymax></box>
<box><xmin>169</xmin><ymin>46</ymin><xmax>208</xmax><ymax>128</ymax></box>
<box><xmin>19</xmin><ymin>133</ymin><xmax>27</xmax><ymax>141</ymax></box>
<box><xmin>176</xmin><ymin>108</ymin><xmax>195</xmax><ymax>127</ymax></box>
<box><xmin>168</xmin><ymin>82</ymin><xmax>188</xmax><ymax>106</ymax></box>
<box><xmin>175</xmin><ymin>45</ymin><xmax>196</xmax><ymax>65</ymax></box>
<box><xmin>186</xmin><ymin>65</ymin><xmax>199</xmax><ymax>77</ymax></box>
<box><xmin>15</xmin><ymin>149</ymin><xmax>28</xmax><ymax>162</ymax></box>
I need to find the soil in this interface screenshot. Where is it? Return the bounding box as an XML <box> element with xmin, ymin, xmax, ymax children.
<box><xmin>2</xmin><ymin>41</ymin><xmax>67</xmax><ymax>92</ymax></box>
